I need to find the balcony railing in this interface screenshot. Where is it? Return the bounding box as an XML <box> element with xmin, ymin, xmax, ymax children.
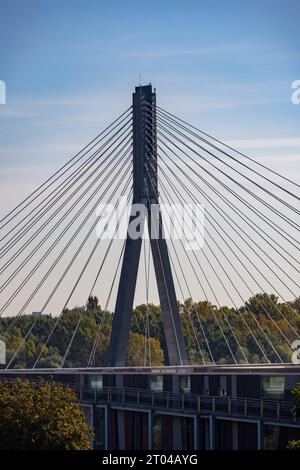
<box><xmin>1</xmin><ymin>377</ymin><xmax>298</xmax><ymax>425</ymax></box>
<box><xmin>76</xmin><ymin>384</ymin><xmax>299</xmax><ymax>425</ymax></box>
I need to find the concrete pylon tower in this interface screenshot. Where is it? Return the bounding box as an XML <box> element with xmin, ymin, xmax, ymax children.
<box><xmin>106</xmin><ymin>85</ymin><xmax>188</xmax><ymax>367</ymax></box>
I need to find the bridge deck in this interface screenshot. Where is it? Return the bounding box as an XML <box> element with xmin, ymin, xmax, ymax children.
<box><xmin>1</xmin><ymin>375</ymin><xmax>299</xmax><ymax>427</ymax></box>
<box><xmin>1</xmin><ymin>363</ymin><xmax>299</xmax><ymax>375</ymax></box>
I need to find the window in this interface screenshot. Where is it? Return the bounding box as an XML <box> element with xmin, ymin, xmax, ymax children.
<box><xmin>90</xmin><ymin>375</ymin><xmax>103</xmax><ymax>390</ymax></box>
<box><xmin>219</xmin><ymin>376</ymin><xmax>227</xmax><ymax>396</ymax></box>
<box><xmin>153</xmin><ymin>415</ymin><xmax>162</xmax><ymax>449</ymax></box>
<box><xmin>0</xmin><ymin>340</ymin><xmax>5</xmax><ymax>365</ymax></box>
<box><xmin>94</xmin><ymin>407</ymin><xmax>105</xmax><ymax>449</ymax></box>
<box><xmin>264</xmin><ymin>425</ymin><xmax>279</xmax><ymax>449</ymax></box>
<box><xmin>150</xmin><ymin>375</ymin><xmax>163</xmax><ymax>392</ymax></box>
<box><xmin>262</xmin><ymin>376</ymin><xmax>285</xmax><ymax>398</ymax></box>
<box><xmin>179</xmin><ymin>376</ymin><xmax>191</xmax><ymax>394</ymax></box>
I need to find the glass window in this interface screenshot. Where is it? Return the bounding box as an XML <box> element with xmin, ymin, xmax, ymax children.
<box><xmin>262</xmin><ymin>376</ymin><xmax>285</xmax><ymax>398</ymax></box>
<box><xmin>153</xmin><ymin>415</ymin><xmax>162</xmax><ymax>449</ymax></box>
<box><xmin>181</xmin><ymin>417</ymin><xmax>193</xmax><ymax>450</ymax></box>
<box><xmin>179</xmin><ymin>376</ymin><xmax>191</xmax><ymax>394</ymax></box>
<box><xmin>0</xmin><ymin>340</ymin><xmax>5</xmax><ymax>365</ymax></box>
<box><xmin>90</xmin><ymin>375</ymin><xmax>103</xmax><ymax>390</ymax></box>
<box><xmin>150</xmin><ymin>375</ymin><xmax>163</xmax><ymax>392</ymax></box>
<box><xmin>94</xmin><ymin>407</ymin><xmax>105</xmax><ymax>449</ymax></box>
<box><xmin>264</xmin><ymin>425</ymin><xmax>279</xmax><ymax>449</ymax></box>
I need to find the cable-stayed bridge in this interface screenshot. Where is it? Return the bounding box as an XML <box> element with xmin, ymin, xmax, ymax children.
<box><xmin>0</xmin><ymin>84</ymin><xmax>299</xmax><ymax>371</ymax></box>
<box><xmin>1</xmin><ymin>84</ymin><xmax>300</xmax><ymax>450</ymax></box>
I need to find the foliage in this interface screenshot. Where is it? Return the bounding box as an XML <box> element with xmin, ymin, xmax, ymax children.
<box><xmin>287</xmin><ymin>440</ymin><xmax>300</xmax><ymax>449</ymax></box>
<box><xmin>127</xmin><ymin>332</ymin><xmax>164</xmax><ymax>366</ymax></box>
<box><xmin>291</xmin><ymin>382</ymin><xmax>300</xmax><ymax>417</ymax></box>
<box><xmin>1</xmin><ymin>293</ymin><xmax>299</xmax><ymax>368</ymax></box>
<box><xmin>287</xmin><ymin>383</ymin><xmax>300</xmax><ymax>449</ymax></box>
<box><xmin>0</xmin><ymin>378</ymin><xmax>94</xmax><ymax>450</ymax></box>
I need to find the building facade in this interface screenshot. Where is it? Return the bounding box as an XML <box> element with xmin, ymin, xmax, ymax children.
<box><xmin>1</xmin><ymin>364</ymin><xmax>300</xmax><ymax>450</ymax></box>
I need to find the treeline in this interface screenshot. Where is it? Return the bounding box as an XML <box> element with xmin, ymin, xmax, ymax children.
<box><xmin>0</xmin><ymin>293</ymin><xmax>299</xmax><ymax>368</ymax></box>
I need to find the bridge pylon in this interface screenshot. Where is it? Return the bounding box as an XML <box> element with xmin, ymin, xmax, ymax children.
<box><xmin>106</xmin><ymin>84</ymin><xmax>188</xmax><ymax>367</ymax></box>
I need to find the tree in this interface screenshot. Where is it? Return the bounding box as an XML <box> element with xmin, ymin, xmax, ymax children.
<box><xmin>287</xmin><ymin>383</ymin><xmax>300</xmax><ymax>449</ymax></box>
<box><xmin>1</xmin><ymin>293</ymin><xmax>299</xmax><ymax>367</ymax></box>
<box><xmin>127</xmin><ymin>332</ymin><xmax>164</xmax><ymax>366</ymax></box>
<box><xmin>87</xmin><ymin>295</ymin><xmax>101</xmax><ymax>312</ymax></box>
<box><xmin>0</xmin><ymin>378</ymin><xmax>94</xmax><ymax>450</ymax></box>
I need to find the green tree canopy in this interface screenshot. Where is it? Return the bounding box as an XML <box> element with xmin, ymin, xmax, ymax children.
<box><xmin>1</xmin><ymin>293</ymin><xmax>298</xmax><ymax>368</ymax></box>
<box><xmin>0</xmin><ymin>378</ymin><xmax>94</xmax><ymax>450</ymax></box>
<box><xmin>127</xmin><ymin>332</ymin><xmax>164</xmax><ymax>366</ymax></box>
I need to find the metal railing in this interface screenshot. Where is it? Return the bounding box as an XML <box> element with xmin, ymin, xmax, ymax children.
<box><xmin>1</xmin><ymin>377</ymin><xmax>298</xmax><ymax>425</ymax></box>
<box><xmin>76</xmin><ymin>384</ymin><xmax>299</xmax><ymax>425</ymax></box>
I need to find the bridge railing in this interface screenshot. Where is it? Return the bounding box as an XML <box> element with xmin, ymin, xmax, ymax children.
<box><xmin>76</xmin><ymin>385</ymin><xmax>298</xmax><ymax>424</ymax></box>
<box><xmin>0</xmin><ymin>377</ymin><xmax>298</xmax><ymax>424</ymax></box>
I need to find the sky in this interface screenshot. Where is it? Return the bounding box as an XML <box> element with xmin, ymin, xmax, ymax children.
<box><xmin>0</xmin><ymin>0</ymin><xmax>299</xmax><ymax>315</ymax></box>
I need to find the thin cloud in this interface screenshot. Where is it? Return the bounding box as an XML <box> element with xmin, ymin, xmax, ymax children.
<box><xmin>252</xmin><ymin>154</ymin><xmax>300</xmax><ymax>163</ymax></box>
<box><xmin>226</xmin><ymin>138</ymin><xmax>300</xmax><ymax>149</ymax></box>
<box><xmin>72</xmin><ymin>43</ymin><xmax>252</xmax><ymax>61</ymax></box>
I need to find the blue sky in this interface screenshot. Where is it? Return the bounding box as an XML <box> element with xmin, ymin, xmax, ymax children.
<box><xmin>0</xmin><ymin>0</ymin><xmax>299</xmax><ymax>311</ymax></box>
<box><xmin>0</xmin><ymin>0</ymin><xmax>299</xmax><ymax>198</ymax></box>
